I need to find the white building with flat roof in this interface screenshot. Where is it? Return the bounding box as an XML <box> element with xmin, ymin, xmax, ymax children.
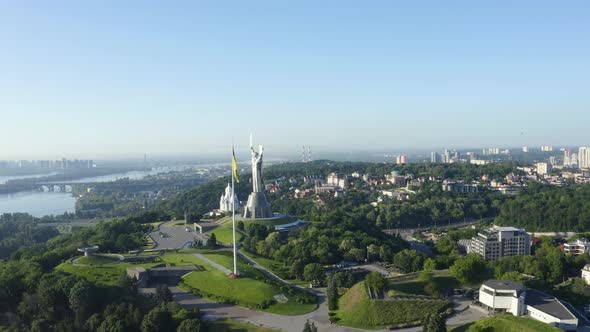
<box><xmin>479</xmin><ymin>280</ymin><xmax>526</xmax><ymax>316</ymax></box>
<box><xmin>582</xmin><ymin>264</ymin><xmax>590</xmax><ymax>285</ymax></box>
<box><xmin>563</xmin><ymin>238</ymin><xmax>590</xmax><ymax>256</ymax></box>
<box><xmin>479</xmin><ymin>280</ymin><xmax>579</xmax><ymax>330</ymax></box>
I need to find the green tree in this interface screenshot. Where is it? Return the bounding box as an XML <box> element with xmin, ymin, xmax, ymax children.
<box><xmin>450</xmin><ymin>254</ymin><xmax>487</xmax><ymax>284</ymax></box>
<box><xmin>176</xmin><ymin>318</ymin><xmax>201</xmax><ymax>332</ymax></box>
<box><xmin>367</xmin><ymin>244</ymin><xmax>379</xmax><ymax>261</ymax></box>
<box><xmin>141</xmin><ymin>307</ymin><xmax>174</xmax><ymax>332</ymax></box>
<box><xmin>365</xmin><ymin>272</ymin><xmax>385</xmax><ymax>293</ymax></box>
<box><xmin>423</xmin><ymin>258</ymin><xmax>437</xmax><ymax>271</ymax></box>
<box><xmin>206</xmin><ymin>233</ymin><xmax>217</xmax><ymax>248</ymax></box>
<box><xmin>155</xmin><ymin>285</ymin><xmax>174</xmax><ymax>304</ymax></box>
<box><xmin>326</xmin><ymin>275</ymin><xmax>339</xmax><ymax>310</ymax></box>
<box><xmin>85</xmin><ymin>313</ymin><xmax>104</xmax><ymax>332</ymax></box>
<box><xmin>69</xmin><ymin>280</ymin><xmax>95</xmax><ymax>316</ymax></box>
<box><xmin>98</xmin><ymin>316</ymin><xmax>125</xmax><ymax>332</ymax></box>
<box><xmin>422</xmin><ymin>312</ymin><xmax>446</xmax><ymax>332</ymax></box>
<box><xmin>30</xmin><ymin>319</ymin><xmax>51</xmax><ymax>332</ymax></box>
<box><xmin>290</xmin><ymin>260</ymin><xmax>305</xmax><ymax>280</ymax></box>
<box><xmin>303</xmin><ymin>263</ymin><xmax>325</xmax><ymax>286</ymax></box>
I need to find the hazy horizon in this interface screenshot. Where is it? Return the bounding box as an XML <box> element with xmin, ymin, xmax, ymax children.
<box><xmin>2</xmin><ymin>1</ymin><xmax>589</xmax><ymax>159</ymax></box>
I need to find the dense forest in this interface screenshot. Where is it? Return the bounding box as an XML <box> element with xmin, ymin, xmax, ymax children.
<box><xmin>0</xmin><ymin>214</ymin><xmax>60</xmax><ymax>259</ymax></box>
<box><xmin>0</xmin><ymin>211</ymin><xmax>211</xmax><ymax>332</ymax></box>
<box><xmin>495</xmin><ymin>182</ymin><xmax>590</xmax><ymax>231</ymax></box>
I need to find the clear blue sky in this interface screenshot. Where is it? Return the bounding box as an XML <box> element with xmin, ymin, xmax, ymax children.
<box><xmin>1</xmin><ymin>1</ymin><xmax>589</xmax><ymax>159</ymax></box>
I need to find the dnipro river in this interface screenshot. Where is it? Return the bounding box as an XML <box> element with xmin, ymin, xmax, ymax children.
<box><xmin>0</xmin><ymin>169</ymin><xmax>171</xmax><ymax>217</ymax></box>
<box><xmin>0</xmin><ymin>191</ymin><xmax>76</xmax><ymax>217</ymax></box>
<box><xmin>0</xmin><ymin>163</ymin><xmax>231</xmax><ymax>217</ymax></box>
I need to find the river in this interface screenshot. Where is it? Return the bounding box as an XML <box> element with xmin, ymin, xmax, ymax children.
<box><xmin>0</xmin><ymin>164</ymin><xmax>224</xmax><ymax>217</ymax></box>
<box><xmin>44</xmin><ymin>165</ymin><xmax>204</xmax><ymax>184</ymax></box>
<box><xmin>0</xmin><ymin>168</ymin><xmax>166</xmax><ymax>217</ymax></box>
<box><xmin>0</xmin><ymin>191</ymin><xmax>76</xmax><ymax>217</ymax></box>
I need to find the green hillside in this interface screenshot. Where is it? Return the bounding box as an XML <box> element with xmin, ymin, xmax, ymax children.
<box><xmin>334</xmin><ymin>281</ymin><xmax>450</xmax><ymax>329</ymax></box>
<box><xmin>450</xmin><ymin>315</ymin><xmax>562</xmax><ymax>332</ymax></box>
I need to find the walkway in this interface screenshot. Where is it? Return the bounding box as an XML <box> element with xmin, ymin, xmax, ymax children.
<box><xmin>234</xmin><ymin>250</ymin><xmax>304</xmax><ymax>289</ymax></box>
<box><xmin>163</xmin><ymin>250</ymin><xmax>484</xmax><ymax>332</ymax></box>
<box><xmin>192</xmin><ymin>253</ymin><xmax>232</xmax><ymax>275</ymax></box>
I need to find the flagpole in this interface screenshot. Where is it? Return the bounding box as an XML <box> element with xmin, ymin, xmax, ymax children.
<box><xmin>231</xmin><ymin>144</ymin><xmax>238</xmax><ymax>276</ymax></box>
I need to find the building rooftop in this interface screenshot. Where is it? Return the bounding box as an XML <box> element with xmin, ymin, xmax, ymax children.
<box><xmin>149</xmin><ymin>266</ymin><xmax>200</xmax><ymax>272</ymax></box>
<box><xmin>482</xmin><ymin>279</ymin><xmax>523</xmax><ymax>291</ymax></box>
<box><xmin>493</xmin><ymin>226</ymin><xmax>522</xmax><ymax>232</ymax></box>
<box><xmin>525</xmin><ymin>290</ymin><xmax>576</xmax><ymax>321</ymax></box>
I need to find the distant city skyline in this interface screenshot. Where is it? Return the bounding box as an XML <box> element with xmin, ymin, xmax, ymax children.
<box><xmin>1</xmin><ymin>1</ymin><xmax>589</xmax><ymax>159</ymax></box>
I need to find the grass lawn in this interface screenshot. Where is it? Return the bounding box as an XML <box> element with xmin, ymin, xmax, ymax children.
<box><xmin>204</xmin><ymin>319</ymin><xmax>279</xmax><ymax>332</ymax></box>
<box><xmin>142</xmin><ymin>235</ymin><xmax>156</xmax><ymax>250</ymax></box>
<box><xmin>159</xmin><ymin>254</ymin><xmax>204</xmax><ymax>267</ymax></box>
<box><xmin>60</xmin><ymin>251</ymin><xmax>316</xmax><ymax>316</ymax></box>
<box><xmin>58</xmin><ymin>253</ymin><xmax>198</xmax><ymax>286</ymax></box>
<box><xmin>241</xmin><ymin>215</ymin><xmax>297</xmax><ymax>226</ymax></box>
<box><xmin>183</xmin><ymin>251</ymin><xmax>316</xmax><ymax>315</ymax></box>
<box><xmin>57</xmin><ymin>261</ymin><xmax>160</xmax><ymax>286</ymax></box>
<box><xmin>449</xmin><ymin>315</ymin><xmax>562</xmax><ymax>332</ymax></box>
<box><xmin>388</xmin><ymin>276</ymin><xmax>460</xmax><ymax>296</ymax></box>
<box><xmin>76</xmin><ymin>255</ymin><xmax>119</xmax><ymax>266</ymax></box>
<box><xmin>239</xmin><ymin>249</ymin><xmax>292</xmax><ymax>280</ymax></box>
<box><xmin>206</xmin><ymin>222</ymin><xmax>244</xmax><ymax>245</ymax></box>
<box><xmin>183</xmin><ymin>264</ymin><xmax>277</xmax><ymax>305</ymax></box>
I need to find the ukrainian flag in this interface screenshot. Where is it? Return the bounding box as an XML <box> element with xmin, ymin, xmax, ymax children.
<box><xmin>232</xmin><ymin>146</ymin><xmax>240</xmax><ymax>183</ymax></box>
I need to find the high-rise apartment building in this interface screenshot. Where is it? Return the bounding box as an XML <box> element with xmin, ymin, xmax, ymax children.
<box><xmin>431</xmin><ymin>152</ymin><xmax>439</xmax><ymax>163</ymax></box>
<box><xmin>469</xmin><ymin>226</ymin><xmax>531</xmax><ymax>260</ymax></box>
<box><xmin>579</xmin><ymin>147</ymin><xmax>590</xmax><ymax>169</ymax></box>
<box><xmin>536</xmin><ymin>162</ymin><xmax>551</xmax><ymax>176</ymax></box>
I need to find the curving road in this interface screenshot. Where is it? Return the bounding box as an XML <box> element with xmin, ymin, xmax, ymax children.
<box><xmin>155</xmin><ymin>248</ymin><xmax>484</xmax><ymax>331</ymax></box>
<box><xmin>166</xmin><ymin>286</ymin><xmax>387</xmax><ymax>332</ymax></box>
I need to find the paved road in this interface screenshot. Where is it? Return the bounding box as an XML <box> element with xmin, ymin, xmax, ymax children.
<box><xmin>163</xmin><ymin>286</ymin><xmax>389</xmax><ymax>332</ymax></box>
<box><xmin>446</xmin><ymin>297</ymin><xmax>489</xmax><ymax>327</ymax></box>
<box><xmin>157</xmin><ymin>248</ymin><xmax>486</xmax><ymax>332</ymax></box>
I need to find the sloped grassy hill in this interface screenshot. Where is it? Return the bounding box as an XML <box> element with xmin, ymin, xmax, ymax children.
<box><xmin>450</xmin><ymin>315</ymin><xmax>562</xmax><ymax>332</ymax></box>
<box><xmin>335</xmin><ymin>281</ymin><xmax>450</xmax><ymax>329</ymax></box>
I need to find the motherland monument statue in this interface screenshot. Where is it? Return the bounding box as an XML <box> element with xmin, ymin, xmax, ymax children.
<box><xmin>243</xmin><ymin>135</ymin><xmax>273</xmax><ymax>219</ymax></box>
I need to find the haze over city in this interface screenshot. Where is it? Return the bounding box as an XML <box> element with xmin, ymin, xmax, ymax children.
<box><xmin>5</xmin><ymin>2</ymin><xmax>590</xmax><ymax>332</ymax></box>
<box><xmin>2</xmin><ymin>1</ymin><xmax>589</xmax><ymax>160</ymax></box>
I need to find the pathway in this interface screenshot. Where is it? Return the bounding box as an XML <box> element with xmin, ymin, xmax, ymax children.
<box><xmin>234</xmin><ymin>249</ymin><xmax>306</xmax><ymax>289</ymax></box>
<box><xmin>165</xmin><ymin>286</ymin><xmax>389</xmax><ymax>332</ymax></box>
<box><xmin>192</xmin><ymin>253</ymin><xmax>232</xmax><ymax>275</ymax></box>
<box><xmin>164</xmin><ymin>250</ymin><xmax>484</xmax><ymax>332</ymax></box>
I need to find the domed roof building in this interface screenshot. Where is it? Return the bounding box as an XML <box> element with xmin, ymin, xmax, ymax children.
<box><xmin>219</xmin><ymin>183</ymin><xmax>239</xmax><ymax>212</ymax></box>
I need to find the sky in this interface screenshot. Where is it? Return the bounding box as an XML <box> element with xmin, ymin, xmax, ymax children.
<box><xmin>1</xmin><ymin>1</ymin><xmax>589</xmax><ymax>160</ymax></box>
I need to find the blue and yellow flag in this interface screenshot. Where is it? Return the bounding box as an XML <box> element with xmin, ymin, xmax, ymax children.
<box><xmin>232</xmin><ymin>146</ymin><xmax>239</xmax><ymax>183</ymax></box>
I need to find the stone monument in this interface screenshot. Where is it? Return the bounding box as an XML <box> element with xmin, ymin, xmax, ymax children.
<box><xmin>243</xmin><ymin>141</ymin><xmax>273</xmax><ymax>219</ymax></box>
